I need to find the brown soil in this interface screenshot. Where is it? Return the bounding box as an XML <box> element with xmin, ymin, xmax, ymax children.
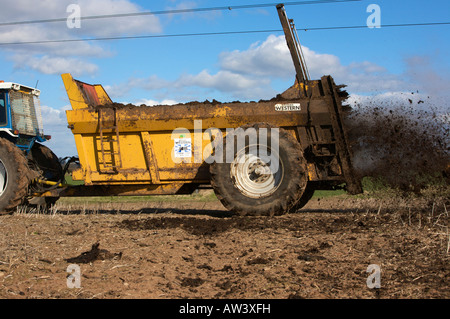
<box><xmin>0</xmin><ymin>193</ymin><xmax>448</xmax><ymax>299</ymax></box>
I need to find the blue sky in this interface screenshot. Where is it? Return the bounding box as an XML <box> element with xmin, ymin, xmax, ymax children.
<box><xmin>0</xmin><ymin>0</ymin><xmax>449</xmax><ymax>157</ymax></box>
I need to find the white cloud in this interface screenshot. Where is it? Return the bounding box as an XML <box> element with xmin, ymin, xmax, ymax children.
<box><xmin>108</xmin><ymin>34</ymin><xmax>407</xmax><ymax>101</ymax></box>
<box><xmin>177</xmin><ymin>70</ymin><xmax>269</xmax><ymax>93</ymax></box>
<box><xmin>404</xmin><ymin>55</ymin><xmax>450</xmax><ymax>98</ymax></box>
<box><xmin>93</xmin><ymin>34</ymin><xmax>449</xmax><ymax>107</ymax></box>
<box><xmin>0</xmin><ymin>0</ymin><xmax>161</xmax><ymax>38</ymax></box>
<box><xmin>219</xmin><ymin>34</ymin><xmax>293</xmax><ymax>79</ymax></box>
<box><xmin>135</xmin><ymin>98</ymin><xmax>178</xmax><ymax>106</ymax></box>
<box><xmin>0</xmin><ymin>0</ymin><xmax>162</xmax><ymax>76</ymax></box>
<box><xmin>106</xmin><ymin>75</ymin><xmax>171</xmax><ymax>97</ymax></box>
<box><xmin>108</xmin><ymin>69</ymin><xmax>275</xmax><ymax>102</ymax></box>
<box><xmin>41</xmin><ymin>105</ymin><xmax>67</xmax><ymax>126</ymax></box>
<box><xmin>12</xmin><ymin>54</ymin><xmax>99</xmax><ymax>76</ymax></box>
<box><xmin>40</xmin><ymin>105</ymin><xmax>77</xmax><ymax>157</ymax></box>
<box><xmin>73</xmin><ymin>0</ymin><xmax>162</xmax><ymax>37</ymax></box>
<box><xmin>218</xmin><ymin>35</ymin><xmax>409</xmax><ymax>94</ymax></box>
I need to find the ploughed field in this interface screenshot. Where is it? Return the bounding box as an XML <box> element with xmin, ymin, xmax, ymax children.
<box><xmin>0</xmin><ymin>189</ymin><xmax>448</xmax><ymax>299</ymax></box>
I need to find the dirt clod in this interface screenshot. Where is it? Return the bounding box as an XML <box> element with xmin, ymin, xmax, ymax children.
<box><xmin>179</xmin><ymin>277</ymin><xmax>205</xmax><ymax>288</ymax></box>
<box><xmin>65</xmin><ymin>242</ymin><xmax>122</xmax><ymax>264</ymax></box>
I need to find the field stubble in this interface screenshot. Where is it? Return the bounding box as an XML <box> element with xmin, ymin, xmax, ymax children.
<box><xmin>0</xmin><ymin>189</ymin><xmax>448</xmax><ymax>299</ymax></box>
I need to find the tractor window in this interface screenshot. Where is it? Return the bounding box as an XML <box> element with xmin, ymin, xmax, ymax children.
<box><xmin>0</xmin><ymin>93</ymin><xmax>6</xmax><ymax>125</ymax></box>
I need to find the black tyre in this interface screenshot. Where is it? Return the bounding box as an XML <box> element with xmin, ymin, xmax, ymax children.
<box><xmin>0</xmin><ymin>138</ymin><xmax>32</xmax><ymax>214</ymax></box>
<box><xmin>292</xmin><ymin>184</ymin><xmax>315</xmax><ymax>211</ymax></box>
<box><xmin>210</xmin><ymin>123</ymin><xmax>308</xmax><ymax>216</ymax></box>
<box><xmin>30</xmin><ymin>143</ymin><xmax>64</xmax><ymax>183</ymax></box>
<box><xmin>29</xmin><ymin>143</ymin><xmax>63</xmax><ymax>208</ymax></box>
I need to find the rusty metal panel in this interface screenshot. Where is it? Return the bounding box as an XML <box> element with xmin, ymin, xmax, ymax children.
<box><xmin>320</xmin><ymin>76</ymin><xmax>363</xmax><ymax>194</ymax></box>
<box><xmin>140</xmin><ymin>131</ymin><xmax>161</xmax><ymax>183</ymax></box>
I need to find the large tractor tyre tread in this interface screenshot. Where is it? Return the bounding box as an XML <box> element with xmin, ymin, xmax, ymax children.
<box><xmin>210</xmin><ymin>123</ymin><xmax>308</xmax><ymax>217</ymax></box>
<box><xmin>0</xmin><ymin>138</ymin><xmax>32</xmax><ymax>214</ymax></box>
<box><xmin>30</xmin><ymin>143</ymin><xmax>64</xmax><ymax>183</ymax></box>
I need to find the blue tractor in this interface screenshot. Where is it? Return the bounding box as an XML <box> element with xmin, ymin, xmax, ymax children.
<box><xmin>0</xmin><ymin>81</ymin><xmax>63</xmax><ymax>213</ymax></box>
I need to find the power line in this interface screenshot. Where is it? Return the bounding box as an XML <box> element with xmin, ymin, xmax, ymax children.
<box><xmin>298</xmin><ymin>21</ymin><xmax>450</xmax><ymax>31</ymax></box>
<box><xmin>0</xmin><ymin>30</ymin><xmax>280</xmax><ymax>46</ymax></box>
<box><xmin>0</xmin><ymin>22</ymin><xmax>449</xmax><ymax>46</ymax></box>
<box><xmin>0</xmin><ymin>0</ymin><xmax>360</xmax><ymax>27</ymax></box>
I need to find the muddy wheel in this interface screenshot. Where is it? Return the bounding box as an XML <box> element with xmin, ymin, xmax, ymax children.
<box><xmin>292</xmin><ymin>184</ymin><xmax>315</xmax><ymax>211</ymax></box>
<box><xmin>30</xmin><ymin>143</ymin><xmax>63</xmax><ymax>183</ymax></box>
<box><xmin>210</xmin><ymin>123</ymin><xmax>308</xmax><ymax>216</ymax></box>
<box><xmin>29</xmin><ymin>143</ymin><xmax>63</xmax><ymax>208</ymax></box>
<box><xmin>0</xmin><ymin>138</ymin><xmax>32</xmax><ymax>214</ymax></box>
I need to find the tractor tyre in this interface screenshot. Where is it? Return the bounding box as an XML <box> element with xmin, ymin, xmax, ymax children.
<box><xmin>210</xmin><ymin>123</ymin><xmax>308</xmax><ymax>216</ymax></box>
<box><xmin>0</xmin><ymin>138</ymin><xmax>32</xmax><ymax>214</ymax></box>
<box><xmin>29</xmin><ymin>142</ymin><xmax>64</xmax><ymax>208</ymax></box>
<box><xmin>30</xmin><ymin>143</ymin><xmax>64</xmax><ymax>183</ymax></box>
<box><xmin>292</xmin><ymin>184</ymin><xmax>315</xmax><ymax>211</ymax></box>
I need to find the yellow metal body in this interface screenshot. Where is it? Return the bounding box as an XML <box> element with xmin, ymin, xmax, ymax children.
<box><xmin>62</xmin><ymin>74</ymin><xmax>309</xmax><ymax>192</ymax></box>
<box><xmin>60</xmin><ymin>73</ymin><xmax>361</xmax><ymax>197</ymax></box>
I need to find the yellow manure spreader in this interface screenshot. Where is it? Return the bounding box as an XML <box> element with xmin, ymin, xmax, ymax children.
<box><xmin>0</xmin><ymin>5</ymin><xmax>362</xmax><ymax>216</ymax></box>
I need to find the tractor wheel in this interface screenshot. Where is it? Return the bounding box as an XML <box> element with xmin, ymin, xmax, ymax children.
<box><xmin>210</xmin><ymin>123</ymin><xmax>308</xmax><ymax>216</ymax></box>
<box><xmin>0</xmin><ymin>138</ymin><xmax>32</xmax><ymax>214</ymax></box>
<box><xmin>292</xmin><ymin>184</ymin><xmax>315</xmax><ymax>211</ymax></box>
<box><xmin>30</xmin><ymin>143</ymin><xmax>64</xmax><ymax>183</ymax></box>
<box><xmin>29</xmin><ymin>143</ymin><xmax>64</xmax><ymax>208</ymax></box>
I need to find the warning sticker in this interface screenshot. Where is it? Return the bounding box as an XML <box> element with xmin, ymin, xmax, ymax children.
<box><xmin>275</xmin><ymin>103</ymin><xmax>301</xmax><ymax>111</ymax></box>
<box><xmin>174</xmin><ymin>137</ymin><xmax>192</xmax><ymax>158</ymax></box>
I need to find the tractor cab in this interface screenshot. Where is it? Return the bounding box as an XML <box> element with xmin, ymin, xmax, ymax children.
<box><xmin>0</xmin><ymin>80</ymin><xmax>49</xmax><ymax>153</ymax></box>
